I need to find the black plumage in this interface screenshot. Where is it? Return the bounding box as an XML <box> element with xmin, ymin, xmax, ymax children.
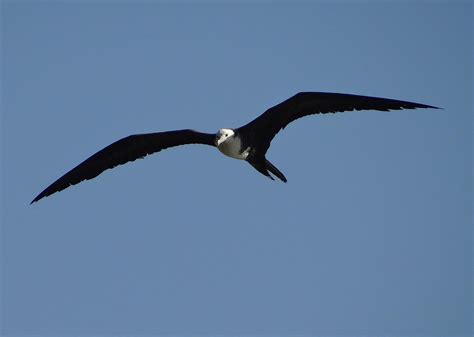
<box><xmin>31</xmin><ymin>130</ymin><xmax>215</xmax><ymax>203</ymax></box>
<box><xmin>237</xmin><ymin>92</ymin><xmax>437</xmax><ymax>154</ymax></box>
<box><xmin>31</xmin><ymin>92</ymin><xmax>439</xmax><ymax>203</ymax></box>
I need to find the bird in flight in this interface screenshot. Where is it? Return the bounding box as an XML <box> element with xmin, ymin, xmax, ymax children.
<box><xmin>31</xmin><ymin>92</ymin><xmax>438</xmax><ymax>203</ymax></box>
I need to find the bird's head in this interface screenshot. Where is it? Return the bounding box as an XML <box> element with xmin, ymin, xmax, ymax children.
<box><xmin>215</xmin><ymin>128</ymin><xmax>235</xmax><ymax>146</ymax></box>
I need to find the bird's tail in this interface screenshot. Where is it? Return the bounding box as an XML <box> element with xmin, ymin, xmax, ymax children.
<box><xmin>265</xmin><ymin>159</ymin><xmax>287</xmax><ymax>183</ymax></box>
<box><xmin>248</xmin><ymin>157</ymin><xmax>287</xmax><ymax>182</ymax></box>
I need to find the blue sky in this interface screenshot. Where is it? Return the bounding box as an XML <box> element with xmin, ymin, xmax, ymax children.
<box><xmin>2</xmin><ymin>1</ymin><xmax>472</xmax><ymax>337</ymax></box>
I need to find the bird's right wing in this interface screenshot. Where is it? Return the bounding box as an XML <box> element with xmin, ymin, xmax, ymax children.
<box><xmin>238</xmin><ymin>92</ymin><xmax>439</xmax><ymax>154</ymax></box>
<box><xmin>31</xmin><ymin>129</ymin><xmax>216</xmax><ymax>203</ymax></box>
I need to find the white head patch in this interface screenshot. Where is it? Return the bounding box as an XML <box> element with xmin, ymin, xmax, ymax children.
<box><xmin>216</xmin><ymin>128</ymin><xmax>235</xmax><ymax>146</ymax></box>
<box><xmin>215</xmin><ymin>128</ymin><xmax>248</xmax><ymax>160</ymax></box>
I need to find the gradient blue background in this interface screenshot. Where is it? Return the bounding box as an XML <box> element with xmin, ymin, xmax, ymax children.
<box><xmin>2</xmin><ymin>1</ymin><xmax>472</xmax><ymax>336</ymax></box>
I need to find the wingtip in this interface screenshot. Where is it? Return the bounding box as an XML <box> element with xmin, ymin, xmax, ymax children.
<box><xmin>426</xmin><ymin>104</ymin><xmax>442</xmax><ymax>110</ymax></box>
<box><xmin>420</xmin><ymin>102</ymin><xmax>442</xmax><ymax>110</ymax></box>
<box><xmin>407</xmin><ymin>103</ymin><xmax>441</xmax><ymax>111</ymax></box>
<box><xmin>30</xmin><ymin>194</ymin><xmax>43</xmax><ymax>205</ymax></box>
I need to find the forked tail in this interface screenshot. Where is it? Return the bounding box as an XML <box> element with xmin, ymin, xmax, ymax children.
<box><xmin>265</xmin><ymin>159</ymin><xmax>287</xmax><ymax>182</ymax></box>
<box><xmin>248</xmin><ymin>157</ymin><xmax>287</xmax><ymax>182</ymax></box>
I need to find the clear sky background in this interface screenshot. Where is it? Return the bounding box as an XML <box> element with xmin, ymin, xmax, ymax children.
<box><xmin>1</xmin><ymin>1</ymin><xmax>472</xmax><ymax>337</ymax></box>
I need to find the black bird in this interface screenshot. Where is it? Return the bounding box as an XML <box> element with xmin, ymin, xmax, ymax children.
<box><xmin>31</xmin><ymin>92</ymin><xmax>438</xmax><ymax>203</ymax></box>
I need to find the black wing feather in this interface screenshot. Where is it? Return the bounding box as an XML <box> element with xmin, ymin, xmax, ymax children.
<box><xmin>238</xmin><ymin>92</ymin><xmax>439</xmax><ymax>153</ymax></box>
<box><xmin>31</xmin><ymin>129</ymin><xmax>215</xmax><ymax>203</ymax></box>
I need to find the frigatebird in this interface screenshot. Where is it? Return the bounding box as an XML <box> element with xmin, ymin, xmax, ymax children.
<box><xmin>31</xmin><ymin>92</ymin><xmax>438</xmax><ymax>203</ymax></box>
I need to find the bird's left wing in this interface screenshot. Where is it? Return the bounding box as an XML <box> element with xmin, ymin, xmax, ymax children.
<box><xmin>238</xmin><ymin>92</ymin><xmax>439</xmax><ymax>153</ymax></box>
<box><xmin>31</xmin><ymin>129</ymin><xmax>215</xmax><ymax>203</ymax></box>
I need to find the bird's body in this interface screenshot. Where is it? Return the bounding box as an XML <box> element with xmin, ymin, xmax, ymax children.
<box><xmin>216</xmin><ymin>129</ymin><xmax>249</xmax><ymax>160</ymax></box>
<box><xmin>31</xmin><ymin>92</ymin><xmax>439</xmax><ymax>203</ymax></box>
